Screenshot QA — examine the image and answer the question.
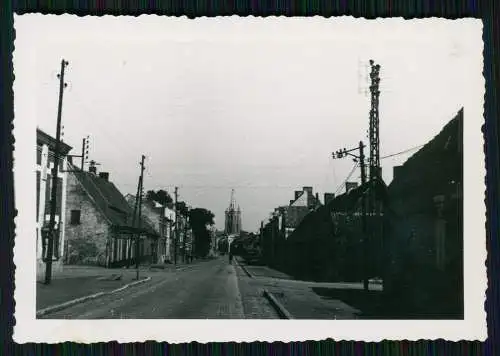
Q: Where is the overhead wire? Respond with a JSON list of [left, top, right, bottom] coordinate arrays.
[[334, 163, 359, 196], [380, 144, 425, 160]]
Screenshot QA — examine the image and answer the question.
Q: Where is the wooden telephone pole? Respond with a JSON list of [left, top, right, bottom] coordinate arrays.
[[44, 59, 69, 285], [358, 141, 369, 292], [333, 141, 369, 291], [135, 155, 146, 280], [127, 172, 142, 268]]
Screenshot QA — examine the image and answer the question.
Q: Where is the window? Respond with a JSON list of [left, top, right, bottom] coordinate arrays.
[[70, 210, 81, 225]]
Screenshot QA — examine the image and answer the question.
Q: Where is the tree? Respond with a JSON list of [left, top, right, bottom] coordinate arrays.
[[146, 189, 173, 206], [155, 189, 173, 205], [176, 201, 189, 217], [189, 208, 215, 257]]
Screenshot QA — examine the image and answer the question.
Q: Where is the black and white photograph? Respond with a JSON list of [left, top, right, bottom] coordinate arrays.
[[13, 15, 486, 342]]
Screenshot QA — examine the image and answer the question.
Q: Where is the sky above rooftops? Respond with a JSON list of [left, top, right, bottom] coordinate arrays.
[[15, 15, 483, 231]]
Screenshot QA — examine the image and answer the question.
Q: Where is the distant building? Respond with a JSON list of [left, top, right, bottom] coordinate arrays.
[[283, 186, 323, 238], [125, 195, 170, 264], [64, 163, 159, 267], [224, 189, 241, 235], [163, 204, 176, 262], [261, 186, 324, 268], [36, 128, 73, 279], [282, 179, 388, 282]]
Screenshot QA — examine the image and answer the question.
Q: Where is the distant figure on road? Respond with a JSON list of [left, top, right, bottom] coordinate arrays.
[[228, 252, 233, 264]]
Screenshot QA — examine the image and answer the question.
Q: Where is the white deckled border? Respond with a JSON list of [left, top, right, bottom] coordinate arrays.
[[12, 15, 487, 343]]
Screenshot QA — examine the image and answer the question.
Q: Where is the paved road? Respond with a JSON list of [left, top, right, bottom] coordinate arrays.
[[41, 257, 279, 319]]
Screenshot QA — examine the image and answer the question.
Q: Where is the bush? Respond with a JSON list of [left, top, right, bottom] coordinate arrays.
[[67, 239, 101, 265]]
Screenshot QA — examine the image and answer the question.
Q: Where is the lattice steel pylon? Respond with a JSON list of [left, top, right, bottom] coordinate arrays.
[[368, 60, 381, 182], [367, 60, 383, 284]]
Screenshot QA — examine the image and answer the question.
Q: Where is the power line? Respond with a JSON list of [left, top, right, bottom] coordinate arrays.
[[380, 144, 425, 160], [335, 163, 359, 196]]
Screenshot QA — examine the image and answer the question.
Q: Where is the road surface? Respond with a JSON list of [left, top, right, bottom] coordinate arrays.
[[41, 257, 279, 319]]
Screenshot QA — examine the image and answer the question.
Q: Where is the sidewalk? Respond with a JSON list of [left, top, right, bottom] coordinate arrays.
[[235, 257, 382, 290], [37, 260, 204, 311], [235, 257, 381, 319]]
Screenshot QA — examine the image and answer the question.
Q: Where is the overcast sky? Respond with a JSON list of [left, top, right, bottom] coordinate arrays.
[[14, 15, 483, 231]]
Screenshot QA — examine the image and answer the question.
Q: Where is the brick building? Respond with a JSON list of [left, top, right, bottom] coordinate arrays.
[[64, 163, 158, 267], [261, 186, 324, 268], [36, 128, 72, 278], [384, 108, 464, 318], [281, 180, 388, 282]]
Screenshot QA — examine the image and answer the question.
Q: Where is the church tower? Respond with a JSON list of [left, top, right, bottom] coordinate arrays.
[[225, 189, 242, 235]]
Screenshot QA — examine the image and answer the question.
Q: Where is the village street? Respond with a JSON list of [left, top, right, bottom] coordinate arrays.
[[39, 257, 280, 319]]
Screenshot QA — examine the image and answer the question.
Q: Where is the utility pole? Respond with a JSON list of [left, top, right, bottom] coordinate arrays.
[[128, 174, 142, 268], [368, 59, 382, 285], [174, 186, 178, 265], [135, 155, 146, 280], [44, 59, 69, 285], [333, 140, 369, 291], [65, 137, 86, 171], [359, 141, 369, 292], [368, 60, 381, 183]]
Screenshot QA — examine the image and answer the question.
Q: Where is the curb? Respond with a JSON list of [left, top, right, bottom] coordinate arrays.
[[36, 276, 152, 317], [262, 289, 294, 320], [234, 258, 253, 278]]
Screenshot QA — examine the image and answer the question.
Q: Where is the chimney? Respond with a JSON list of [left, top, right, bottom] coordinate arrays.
[[315, 192, 319, 203], [303, 186, 313, 195], [99, 172, 109, 181], [345, 182, 358, 193], [294, 190, 302, 200], [393, 166, 404, 181], [324, 193, 335, 205]]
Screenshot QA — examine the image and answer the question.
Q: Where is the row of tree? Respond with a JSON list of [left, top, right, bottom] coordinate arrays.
[[145, 189, 215, 257]]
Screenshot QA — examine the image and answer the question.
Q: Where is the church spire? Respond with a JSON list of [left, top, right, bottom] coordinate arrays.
[[229, 188, 236, 210], [225, 189, 242, 235]]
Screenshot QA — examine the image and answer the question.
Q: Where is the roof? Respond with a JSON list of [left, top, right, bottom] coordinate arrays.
[[125, 195, 167, 231], [284, 205, 311, 229], [290, 189, 321, 208], [327, 178, 389, 212], [70, 166, 159, 237], [37, 128, 72, 155], [287, 178, 388, 243], [388, 108, 463, 201]]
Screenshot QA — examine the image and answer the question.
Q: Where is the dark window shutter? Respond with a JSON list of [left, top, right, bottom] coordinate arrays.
[[36, 171, 40, 221], [56, 177, 63, 215], [44, 174, 51, 218], [54, 225, 60, 259], [36, 147, 42, 165]]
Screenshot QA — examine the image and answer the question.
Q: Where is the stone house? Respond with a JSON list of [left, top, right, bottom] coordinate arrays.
[[36, 128, 72, 279], [64, 163, 159, 268]]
